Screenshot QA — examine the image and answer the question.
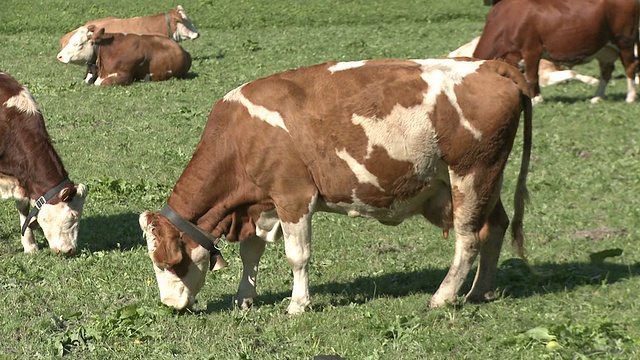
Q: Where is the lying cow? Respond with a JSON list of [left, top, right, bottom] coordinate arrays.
[[139, 58, 533, 313], [0, 71, 88, 254], [474, 0, 639, 104], [59, 5, 199, 49], [56, 26, 192, 86], [449, 36, 599, 88]]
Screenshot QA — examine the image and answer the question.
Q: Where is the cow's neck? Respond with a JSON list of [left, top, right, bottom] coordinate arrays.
[[0, 112, 69, 200]]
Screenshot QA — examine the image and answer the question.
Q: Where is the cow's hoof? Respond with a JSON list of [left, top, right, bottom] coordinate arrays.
[[590, 96, 603, 104], [286, 304, 306, 315], [531, 95, 544, 105], [22, 244, 38, 253], [464, 290, 497, 304], [232, 296, 254, 310]]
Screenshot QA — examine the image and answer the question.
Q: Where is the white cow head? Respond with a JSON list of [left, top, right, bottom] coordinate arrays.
[[172, 5, 200, 41], [56, 26, 105, 65], [37, 183, 88, 254], [139, 211, 212, 310]]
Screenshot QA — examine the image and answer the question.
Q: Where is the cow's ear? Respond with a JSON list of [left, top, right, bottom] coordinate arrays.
[[58, 186, 77, 203], [153, 232, 183, 269]]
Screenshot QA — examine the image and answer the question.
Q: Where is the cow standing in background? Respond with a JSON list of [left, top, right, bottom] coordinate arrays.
[[474, 0, 639, 104], [139, 58, 532, 313], [0, 72, 88, 254], [59, 5, 199, 49], [56, 26, 192, 86], [449, 36, 600, 88]]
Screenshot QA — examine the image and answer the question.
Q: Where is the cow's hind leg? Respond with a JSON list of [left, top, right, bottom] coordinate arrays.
[[464, 198, 509, 303], [233, 234, 267, 310], [430, 171, 484, 307]]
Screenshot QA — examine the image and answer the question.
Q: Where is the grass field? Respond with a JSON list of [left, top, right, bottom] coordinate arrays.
[[1, 0, 639, 358]]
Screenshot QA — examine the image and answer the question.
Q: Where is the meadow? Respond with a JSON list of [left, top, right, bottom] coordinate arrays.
[[1, 0, 639, 358]]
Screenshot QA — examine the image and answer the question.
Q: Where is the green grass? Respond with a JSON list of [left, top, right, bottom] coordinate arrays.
[[1, 0, 640, 358]]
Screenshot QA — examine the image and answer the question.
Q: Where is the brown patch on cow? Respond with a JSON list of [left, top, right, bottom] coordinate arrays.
[[0, 72, 72, 200], [149, 214, 192, 277]]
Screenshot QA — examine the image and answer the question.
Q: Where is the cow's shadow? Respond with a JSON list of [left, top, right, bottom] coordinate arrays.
[[203, 257, 640, 313], [77, 212, 146, 252]]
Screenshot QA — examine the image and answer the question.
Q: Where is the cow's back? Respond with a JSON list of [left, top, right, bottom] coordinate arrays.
[[474, 0, 638, 62], [215, 59, 529, 223], [98, 34, 191, 82]]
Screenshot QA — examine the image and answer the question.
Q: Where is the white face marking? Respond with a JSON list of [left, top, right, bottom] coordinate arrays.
[[224, 85, 289, 132], [417, 59, 484, 140], [174, 22, 200, 41], [37, 184, 88, 254], [328, 60, 367, 73], [335, 148, 384, 190], [139, 212, 210, 310], [56, 27, 96, 65], [4, 89, 39, 115]]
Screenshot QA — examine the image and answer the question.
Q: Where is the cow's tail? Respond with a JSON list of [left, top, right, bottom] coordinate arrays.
[[511, 92, 532, 260], [484, 59, 532, 259]]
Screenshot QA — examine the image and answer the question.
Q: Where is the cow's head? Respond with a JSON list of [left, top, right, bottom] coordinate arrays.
[[37, 183, 88, 254], [56, 26, 106, 65], [171, 5, 200, 41], [139, 211, 223, 310]]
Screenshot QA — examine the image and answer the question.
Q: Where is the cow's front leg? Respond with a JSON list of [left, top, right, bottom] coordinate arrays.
[[281, 213, 312, 314], [16, 199, 38, 253], [464, 199, 509, 303], [95, 72, 133, 86], [233, 235, 266, 310]]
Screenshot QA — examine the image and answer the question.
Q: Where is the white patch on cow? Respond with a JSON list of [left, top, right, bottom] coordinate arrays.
[[0, 175, 27, 201], [335, 149, 384, 191], [255, 210, 282, 242], [448, 170, 478, 230], [351, 102, 440, 178], [223, 85, 289, 132], [94, 73, 119, 86], [4, 89, 39, 115], [328, 60, 367, 73], [139, 212, 210, 310], [416, 59, 483, 140]]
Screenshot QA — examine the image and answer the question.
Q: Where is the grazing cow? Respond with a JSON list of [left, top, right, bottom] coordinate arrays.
[[139, 58, 533, 313], [59, 5, 199, 49], [449, 36, 600, 88], [474, 0, 639, 104], [0, 72, 88, 254], [56, 26, 192, 86]]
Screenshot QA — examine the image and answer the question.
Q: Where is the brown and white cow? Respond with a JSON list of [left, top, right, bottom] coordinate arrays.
[[0, 72, 88, 254], [474, 0, 639, 104], [59, 5, 199, 49], [56, 26, 192, 86], [139, 58, 533, 313], [449, 36, 600, 89]]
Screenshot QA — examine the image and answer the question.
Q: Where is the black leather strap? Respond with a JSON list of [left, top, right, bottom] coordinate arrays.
[[160, 205, 221, 255], [21, 179, 72, 235]]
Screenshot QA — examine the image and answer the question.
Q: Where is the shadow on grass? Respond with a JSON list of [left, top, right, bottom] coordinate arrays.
[[203, 257, 640, 313], [543, 92, 628, 104], [77, 212, 145, 252]]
